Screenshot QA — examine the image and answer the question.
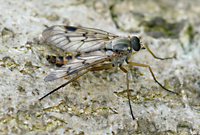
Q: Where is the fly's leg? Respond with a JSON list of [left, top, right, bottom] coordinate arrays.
[[144, 45, 176, 60], [119, 66, 135, 120], [128, 62, 178, 94], [39, 70, 90, 101], [39, 65, 113, 101]]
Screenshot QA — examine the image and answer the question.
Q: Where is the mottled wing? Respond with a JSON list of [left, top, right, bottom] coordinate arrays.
[[44, 51, 115, 81], [42, 25, 118, 52]]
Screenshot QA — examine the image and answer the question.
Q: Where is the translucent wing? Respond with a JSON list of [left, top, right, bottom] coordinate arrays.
[[44, 50, 115, 81], [42, 25, 118, 52]]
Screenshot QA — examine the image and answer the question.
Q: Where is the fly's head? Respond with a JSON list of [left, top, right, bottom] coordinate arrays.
[[130, 36, 141, 52]]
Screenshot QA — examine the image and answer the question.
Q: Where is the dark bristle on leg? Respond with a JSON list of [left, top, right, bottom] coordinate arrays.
[[44, 24, 49, 28]]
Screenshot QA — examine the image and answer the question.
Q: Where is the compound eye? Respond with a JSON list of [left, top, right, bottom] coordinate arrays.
[[130, 36, 141, 51]]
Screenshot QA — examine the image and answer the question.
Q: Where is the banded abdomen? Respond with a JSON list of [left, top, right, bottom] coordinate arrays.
[[46, 54, 80, 67]]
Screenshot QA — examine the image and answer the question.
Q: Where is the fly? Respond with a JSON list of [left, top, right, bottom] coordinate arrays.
[[39, 25, 178, 121]]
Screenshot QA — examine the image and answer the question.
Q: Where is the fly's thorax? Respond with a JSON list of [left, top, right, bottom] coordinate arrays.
[[106, 37, 132, 52], [105, 37, 132, 67]]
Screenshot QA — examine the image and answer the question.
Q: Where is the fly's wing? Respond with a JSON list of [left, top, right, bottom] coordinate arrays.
[[42, 25, 118, 52], [44, 51, 115, 81]]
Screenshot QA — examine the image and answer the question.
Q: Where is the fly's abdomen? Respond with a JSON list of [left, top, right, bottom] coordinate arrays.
[[46, 55, 80, 67]]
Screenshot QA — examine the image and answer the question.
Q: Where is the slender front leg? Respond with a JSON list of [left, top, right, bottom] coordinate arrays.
[[144, 45, 176, 60], [127, 62, 178, 94], [119, 66, 135, 120]]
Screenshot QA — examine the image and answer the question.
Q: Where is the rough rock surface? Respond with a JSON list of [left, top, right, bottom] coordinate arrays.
[[0, 0, 200, 134]]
